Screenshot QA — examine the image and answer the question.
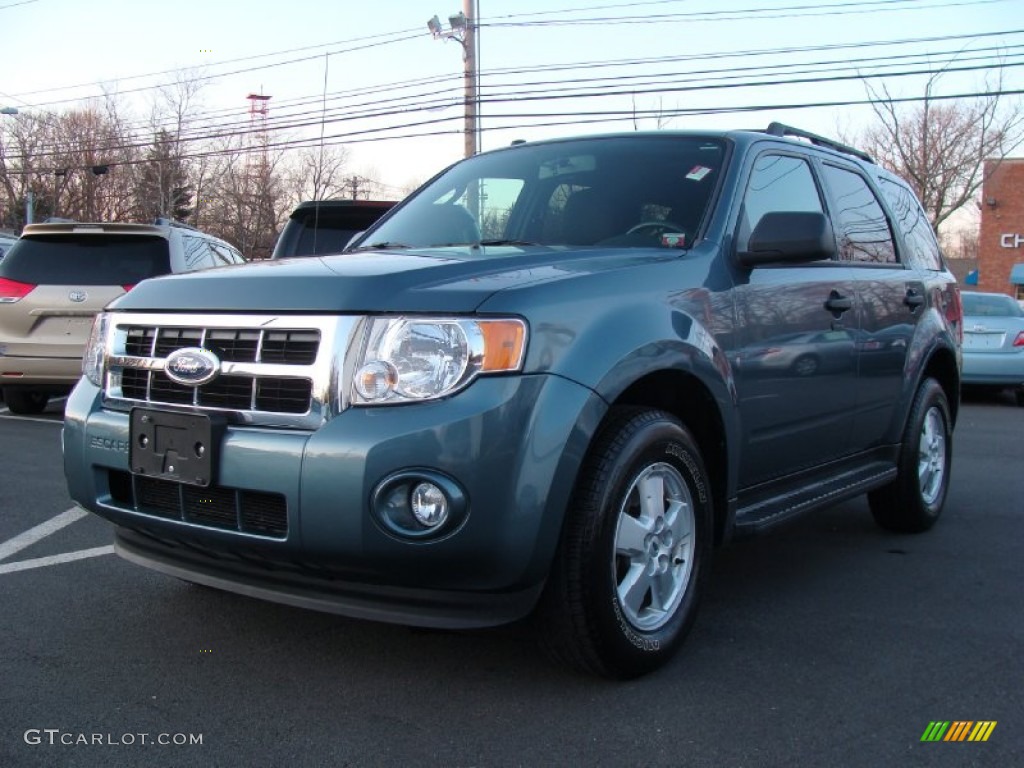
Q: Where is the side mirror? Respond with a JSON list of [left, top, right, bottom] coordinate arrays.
[[737, 211, 835, 267]]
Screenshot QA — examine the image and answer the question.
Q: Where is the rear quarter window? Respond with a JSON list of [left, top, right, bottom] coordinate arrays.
[[877, 176, 943, 271], [0, 235, 171, 285]]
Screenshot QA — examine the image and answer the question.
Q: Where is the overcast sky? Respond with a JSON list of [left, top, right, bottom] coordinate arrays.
[[2, 0, 1021, 190]]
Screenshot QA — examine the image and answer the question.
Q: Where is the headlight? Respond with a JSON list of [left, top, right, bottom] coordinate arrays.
[[352, 316, 526, 405], [82, 312, 110, 387]]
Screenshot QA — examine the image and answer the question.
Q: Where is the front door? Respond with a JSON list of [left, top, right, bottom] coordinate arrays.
[[732, 152, 860, 487]]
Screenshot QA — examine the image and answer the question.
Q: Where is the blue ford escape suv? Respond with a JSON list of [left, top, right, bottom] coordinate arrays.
[[63, 124, 962, 678]]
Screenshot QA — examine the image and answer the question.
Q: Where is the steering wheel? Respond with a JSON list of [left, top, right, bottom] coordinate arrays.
[[626, 220, 687, 236]]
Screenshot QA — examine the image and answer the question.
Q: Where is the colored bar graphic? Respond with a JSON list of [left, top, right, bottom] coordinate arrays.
[[945, 721, 972, 741], [968, 722, 997, 742], [921, 721, 996, 742], [921, 722, 950, 742]]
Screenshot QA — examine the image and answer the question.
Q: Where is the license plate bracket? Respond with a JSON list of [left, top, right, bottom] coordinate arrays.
[[129, 408, 224, 487]]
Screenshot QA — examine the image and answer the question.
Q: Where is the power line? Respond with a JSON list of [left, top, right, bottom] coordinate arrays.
[[11, 26, 1021, 148], [4, 54, 1018, 170]]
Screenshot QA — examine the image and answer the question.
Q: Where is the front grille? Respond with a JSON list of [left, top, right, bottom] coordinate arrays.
[[103, 313, 362, 430], [110, 470, 288, 538]]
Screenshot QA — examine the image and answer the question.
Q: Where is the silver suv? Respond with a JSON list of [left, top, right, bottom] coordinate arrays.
[[0, 219, 244, 414]]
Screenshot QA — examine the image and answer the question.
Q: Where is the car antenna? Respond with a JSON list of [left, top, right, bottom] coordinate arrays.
[[312, 53, 330, 256]]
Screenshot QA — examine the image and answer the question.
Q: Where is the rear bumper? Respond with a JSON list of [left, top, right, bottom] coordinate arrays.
[[961, 352, 1024, 386], [0, 353, 81, 388]]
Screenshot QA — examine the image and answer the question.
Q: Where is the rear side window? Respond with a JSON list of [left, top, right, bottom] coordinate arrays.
[[820, 164, 897, 264], [877, 177, 943, 270], [0, 235, 170, 285]]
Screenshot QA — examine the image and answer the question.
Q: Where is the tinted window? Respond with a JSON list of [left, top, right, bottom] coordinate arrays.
[[359, 136, 726, 251], [0, 235, 170, 284], [738, 154, 823, 250], [821, 165, 896, 264], [295, 224, 360, 256], [210, 242, 245, 265], [877, 177, 942, 270], [182, 234, 215, 270]]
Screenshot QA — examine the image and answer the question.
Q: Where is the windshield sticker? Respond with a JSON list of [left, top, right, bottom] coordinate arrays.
[[661, 233, 686, 248], [686, 166, 712, 182]]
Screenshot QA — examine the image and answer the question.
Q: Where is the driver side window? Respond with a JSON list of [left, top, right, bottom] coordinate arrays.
[[738, 154, 824, 251]]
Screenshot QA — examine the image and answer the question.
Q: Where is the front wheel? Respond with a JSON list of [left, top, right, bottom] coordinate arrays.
[[868, 378, 952, 532], [537, 408, 712, 678]]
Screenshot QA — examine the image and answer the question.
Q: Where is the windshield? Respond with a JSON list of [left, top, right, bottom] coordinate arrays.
[[962, 293, 1024, 317], [357, 135, 726, 252]]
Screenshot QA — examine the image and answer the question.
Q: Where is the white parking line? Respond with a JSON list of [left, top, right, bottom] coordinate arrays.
[[0, 545, 114, 575], [0, 506, 88, 562]]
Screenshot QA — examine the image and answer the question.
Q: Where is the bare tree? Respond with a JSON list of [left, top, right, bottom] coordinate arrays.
[[859, 69, 1024, 231], [286, 144, 350, 204]]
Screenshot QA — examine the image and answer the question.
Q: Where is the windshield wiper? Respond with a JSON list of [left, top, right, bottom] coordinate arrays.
[[349, 241, 411, 251], [476, 239, 544, 247]]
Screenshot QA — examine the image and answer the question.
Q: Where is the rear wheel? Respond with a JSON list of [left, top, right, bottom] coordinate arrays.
[[2, 387, 49, 415], [537, 407, 712, 678], [868, 378, 951, 532]]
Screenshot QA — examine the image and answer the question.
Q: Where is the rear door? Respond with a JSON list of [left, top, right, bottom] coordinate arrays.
[[816, 163, 921, 450]]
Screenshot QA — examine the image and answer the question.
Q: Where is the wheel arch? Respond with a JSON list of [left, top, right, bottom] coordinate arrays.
[[605, 369, 734, 546], [919, 344, 960, 427]]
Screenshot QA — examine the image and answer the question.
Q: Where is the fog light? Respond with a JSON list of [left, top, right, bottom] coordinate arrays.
[[411, 482, 448, 528], [372, 471, 467, 540]]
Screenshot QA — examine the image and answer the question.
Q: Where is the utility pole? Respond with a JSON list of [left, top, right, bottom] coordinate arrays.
[[428, 0, 480, 158]]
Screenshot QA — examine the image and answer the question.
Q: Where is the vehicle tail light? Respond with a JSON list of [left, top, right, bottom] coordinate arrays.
[[0, 277, 36, 303], [949, 290, 964, 345], [1013, 331, 1024, 348], [122, 284, 135, 292]]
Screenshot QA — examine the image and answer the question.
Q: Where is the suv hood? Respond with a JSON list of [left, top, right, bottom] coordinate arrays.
[[111, 246, 676, 313]]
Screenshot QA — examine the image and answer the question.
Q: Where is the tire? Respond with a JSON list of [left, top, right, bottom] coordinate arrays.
[[1015, 388, 1024, 408], [2, 387, 49, 415], [868, 378, 951, 533], [537, 407, 713, 679]]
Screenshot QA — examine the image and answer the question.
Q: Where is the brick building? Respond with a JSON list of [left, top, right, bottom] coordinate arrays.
[[978, 157, 1024, 299]]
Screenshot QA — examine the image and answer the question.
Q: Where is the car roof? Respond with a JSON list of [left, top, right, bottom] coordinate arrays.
[[491, 123, 875, 166], [289, 200, 397, 218]]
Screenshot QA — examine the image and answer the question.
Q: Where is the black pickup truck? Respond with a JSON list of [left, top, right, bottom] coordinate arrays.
[[271, 199, 397, 258]]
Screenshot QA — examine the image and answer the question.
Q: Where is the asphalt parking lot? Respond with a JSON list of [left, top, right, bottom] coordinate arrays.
[[0, 393, 1021, 767]]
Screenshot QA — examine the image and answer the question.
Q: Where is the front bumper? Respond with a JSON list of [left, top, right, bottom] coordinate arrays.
[[64, 373, 604, 627]]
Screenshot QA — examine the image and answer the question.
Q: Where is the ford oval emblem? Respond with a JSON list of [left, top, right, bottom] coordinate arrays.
[[164, 347, 220, 387], [68, 290, 88, 303]]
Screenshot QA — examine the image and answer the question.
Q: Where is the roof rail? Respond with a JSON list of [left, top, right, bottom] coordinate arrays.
[[153, 217, 201, 232], [764, 122, 874, 164]]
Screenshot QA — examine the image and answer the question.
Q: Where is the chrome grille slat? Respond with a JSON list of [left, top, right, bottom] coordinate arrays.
[[102, 313, 363, 430]]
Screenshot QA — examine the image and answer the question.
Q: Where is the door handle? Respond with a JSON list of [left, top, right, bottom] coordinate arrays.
[[904, 289, 925, 311], [825, 291, 853, 314]]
